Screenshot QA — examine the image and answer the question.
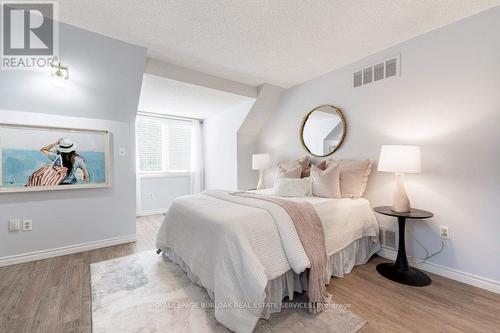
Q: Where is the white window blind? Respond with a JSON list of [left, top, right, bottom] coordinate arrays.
[[136, 115, 194, 173], [136, 117, 163, 172], [166, 121, 192, 172]]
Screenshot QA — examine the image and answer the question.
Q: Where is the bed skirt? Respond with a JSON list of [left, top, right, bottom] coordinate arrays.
[[163, 236, 380, 319]]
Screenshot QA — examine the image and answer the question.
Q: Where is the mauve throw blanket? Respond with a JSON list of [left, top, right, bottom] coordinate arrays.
[[235, 192, 332, 310]]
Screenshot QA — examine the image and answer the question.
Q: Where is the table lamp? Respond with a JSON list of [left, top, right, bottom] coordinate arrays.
[[377, 145, 421, 213], [252, 153, 270, 190]]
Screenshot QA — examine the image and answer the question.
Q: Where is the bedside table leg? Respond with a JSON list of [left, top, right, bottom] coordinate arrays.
[[376, 215, 432, 286], [374, 206, 432, 286], [394, 217, 409, 271]]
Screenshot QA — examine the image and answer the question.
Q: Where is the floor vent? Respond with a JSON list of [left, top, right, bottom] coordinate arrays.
[[353, 55, 400, 88], [380, 228, 396, 249]]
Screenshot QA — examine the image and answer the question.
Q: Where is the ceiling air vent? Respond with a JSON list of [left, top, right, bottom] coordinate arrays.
[[353, 54, 400, 88]]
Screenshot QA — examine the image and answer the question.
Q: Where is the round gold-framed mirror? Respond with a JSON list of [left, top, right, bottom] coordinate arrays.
[[300, 105, 347, 157]]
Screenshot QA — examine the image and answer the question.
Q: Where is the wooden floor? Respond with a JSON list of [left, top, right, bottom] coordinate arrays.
[[1, 215, 499, 333]]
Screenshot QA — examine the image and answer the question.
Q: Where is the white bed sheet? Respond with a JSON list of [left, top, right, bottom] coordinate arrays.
[[251, 189, 379, 256]]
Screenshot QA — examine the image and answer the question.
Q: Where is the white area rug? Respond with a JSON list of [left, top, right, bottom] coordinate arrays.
[[91, 251, 367, 332]]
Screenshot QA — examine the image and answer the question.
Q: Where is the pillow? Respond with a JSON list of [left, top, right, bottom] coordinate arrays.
[[276, 165, 302, 179], [274, 177, 312, 197], [327, 159, 372, 198], [278, 156, 310, 172], [310, 164, 341, 198], [301, 160, 327, 178]]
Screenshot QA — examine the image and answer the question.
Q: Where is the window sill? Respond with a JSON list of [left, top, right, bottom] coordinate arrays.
[[138, 172, 191, 178]]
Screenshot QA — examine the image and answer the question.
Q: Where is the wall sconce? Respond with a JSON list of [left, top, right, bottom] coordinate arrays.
[[51, 61, 69, 87]]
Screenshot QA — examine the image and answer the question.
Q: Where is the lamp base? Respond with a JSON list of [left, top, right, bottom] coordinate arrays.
[[392, 173, 411, 213], [256, 170, 265, 190]]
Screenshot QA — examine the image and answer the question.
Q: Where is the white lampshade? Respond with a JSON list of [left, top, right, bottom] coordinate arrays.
[[377, 145, 421, 174], [252, 153, 270, 170]]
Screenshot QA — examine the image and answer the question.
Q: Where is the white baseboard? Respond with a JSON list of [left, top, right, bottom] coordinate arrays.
[[378, 247, 500, 294], [0, 234, 137, 267], [136, 208, 168, 217]]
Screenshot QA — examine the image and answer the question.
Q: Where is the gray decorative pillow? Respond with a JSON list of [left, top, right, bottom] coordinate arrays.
[[310, 164, 341, 198], [327, 159, 373, 198], [274, 177, 312, 197]]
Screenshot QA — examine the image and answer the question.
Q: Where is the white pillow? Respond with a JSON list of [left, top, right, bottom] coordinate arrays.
[[310, 164, 341, 198], [274, 177, 312, 197]]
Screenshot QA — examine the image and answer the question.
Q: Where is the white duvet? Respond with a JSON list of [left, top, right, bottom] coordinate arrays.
[[156, 190, 379, 333]]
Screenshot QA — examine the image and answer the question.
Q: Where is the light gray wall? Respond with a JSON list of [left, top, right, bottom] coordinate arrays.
[[0, 111, 137, 257], [0, 23, 145, 122], [137, 175, 191, 214], [236, 133, 260, 191], [0, 22, 146, 258], [237, 84, 285, 190], [257, 7, 500, 282], [238, 84, 285, 136], [204, 100, 255, 190]]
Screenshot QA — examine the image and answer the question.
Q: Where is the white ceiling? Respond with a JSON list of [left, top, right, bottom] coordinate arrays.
[[58, 0, 500, 87], [139, 74, 255, 119]]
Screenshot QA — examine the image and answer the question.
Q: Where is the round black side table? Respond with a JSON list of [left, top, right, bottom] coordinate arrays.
[[374, 206, 433, 287]]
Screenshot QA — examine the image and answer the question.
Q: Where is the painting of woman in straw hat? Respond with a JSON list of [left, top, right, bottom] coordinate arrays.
[[0, 123, 109, 192], [40, 138, 89, 185]]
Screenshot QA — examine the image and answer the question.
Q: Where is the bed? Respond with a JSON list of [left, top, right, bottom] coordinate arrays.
[[156, 188, 380, 332]]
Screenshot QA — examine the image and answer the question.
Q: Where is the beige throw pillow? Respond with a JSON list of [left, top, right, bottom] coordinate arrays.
[[278, 156, 310, 171], [327, 159, 373, 198], [302, 160, 327, 178], [276, 165, 302, 179], [275, 156, 310, 186], [310, 164, 341, 198]]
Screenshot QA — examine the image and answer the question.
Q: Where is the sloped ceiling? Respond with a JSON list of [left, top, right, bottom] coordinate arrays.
[[139, 74, 255, 120]]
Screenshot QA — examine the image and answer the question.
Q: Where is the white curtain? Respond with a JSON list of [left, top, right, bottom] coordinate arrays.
[[190, 120, 204, 193]]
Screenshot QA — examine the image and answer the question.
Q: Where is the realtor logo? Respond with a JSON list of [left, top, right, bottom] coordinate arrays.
[[1, 1, 58, 69]]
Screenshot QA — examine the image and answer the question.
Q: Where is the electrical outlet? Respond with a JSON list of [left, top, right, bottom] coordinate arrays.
[[9, 218, 21, 232], [22, 219, 33, 231], [149, 192, 154, 199], [440, 226, 450, 240]]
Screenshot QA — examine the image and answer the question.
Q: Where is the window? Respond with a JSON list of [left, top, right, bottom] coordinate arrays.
[[136, 115, 194, 173]]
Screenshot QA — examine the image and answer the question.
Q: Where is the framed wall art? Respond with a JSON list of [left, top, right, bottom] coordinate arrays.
[[0, 123, 110, 193]]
